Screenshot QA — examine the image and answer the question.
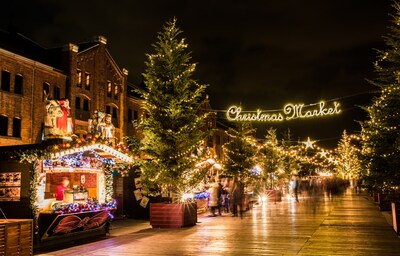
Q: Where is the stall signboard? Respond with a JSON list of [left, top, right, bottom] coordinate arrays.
[[39, 210, 110, 241], [0, 172, 21, 201]]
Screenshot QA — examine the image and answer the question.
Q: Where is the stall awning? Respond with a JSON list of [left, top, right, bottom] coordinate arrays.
[[49, 143, 134, 163]]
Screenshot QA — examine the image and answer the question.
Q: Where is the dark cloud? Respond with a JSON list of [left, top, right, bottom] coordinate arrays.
[[0, 0, 393, 146]]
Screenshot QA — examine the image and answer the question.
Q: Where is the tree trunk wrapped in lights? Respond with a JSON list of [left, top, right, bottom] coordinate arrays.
[[361, 2, 400, 192], [136, 19, 210, 202]]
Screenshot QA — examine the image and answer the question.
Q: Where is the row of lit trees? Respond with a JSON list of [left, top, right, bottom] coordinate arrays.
[[221, 123, 363, 189]]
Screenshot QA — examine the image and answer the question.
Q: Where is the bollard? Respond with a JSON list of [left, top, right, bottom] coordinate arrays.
[[391, 201, 400, 235]]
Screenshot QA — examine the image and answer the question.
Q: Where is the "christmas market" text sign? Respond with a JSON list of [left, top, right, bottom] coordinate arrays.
[[226, 101, 341, 122]]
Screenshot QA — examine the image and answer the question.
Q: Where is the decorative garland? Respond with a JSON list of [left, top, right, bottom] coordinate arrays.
[[15, 150, 48, 238], [50, 133, 130, 154], [30, 162, 39, 236], [104, 165, 114, 202]]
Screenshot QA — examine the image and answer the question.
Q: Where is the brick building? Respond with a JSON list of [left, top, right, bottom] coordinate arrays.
[[0, 31, 143, 146], [0, 30, 225, 160]]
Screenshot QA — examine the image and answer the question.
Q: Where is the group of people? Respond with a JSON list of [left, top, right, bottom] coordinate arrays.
[[207, 177, 244, 218]]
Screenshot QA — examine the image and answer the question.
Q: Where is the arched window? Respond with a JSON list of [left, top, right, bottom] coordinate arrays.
[[14, 74, 23, 95]]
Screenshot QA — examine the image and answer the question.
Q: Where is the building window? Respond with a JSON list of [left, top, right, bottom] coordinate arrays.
[[107, 81, 112, 97], [106, 106, 118, 127], [0, 115, 7, 136], [112, 107, 118, 128], [77, 70, 82, 87], [83, 98, 89, 111], [1, 70, 11, 92], [14, 74, 23, 94], [134, 110, 138, 121], [43, 82, 50, 101], [128, 109, 132, 122], [12, 118, 21, 137], [85, 73, 90, 90], [75, 97, 81, 109], [112, 108, 117, 119], [114, 84, 118, 100], [75, 97, 90, 121], [53, 86, 60, 100]]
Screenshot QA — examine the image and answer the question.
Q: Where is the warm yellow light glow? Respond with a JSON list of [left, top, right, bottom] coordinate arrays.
[[213, 163, 222, 170], [182, 193, 194, 201]]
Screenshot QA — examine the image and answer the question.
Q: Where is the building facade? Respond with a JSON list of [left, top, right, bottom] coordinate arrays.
[[0, 31, 227, 162], [0, 31, 142, 146]]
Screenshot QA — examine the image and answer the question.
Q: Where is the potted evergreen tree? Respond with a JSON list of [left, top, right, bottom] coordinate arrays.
[[136, 19, 210, 228]]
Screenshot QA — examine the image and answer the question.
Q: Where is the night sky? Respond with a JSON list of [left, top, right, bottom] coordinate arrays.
[[1, 0, 393, 147]]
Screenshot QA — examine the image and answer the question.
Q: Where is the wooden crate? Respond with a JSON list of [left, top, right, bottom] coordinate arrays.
[[0, 219, 33, 256]]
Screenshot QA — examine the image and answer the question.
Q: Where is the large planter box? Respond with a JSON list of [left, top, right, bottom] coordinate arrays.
[[0, 219, 33, 256], [150, 202, 197, 228], [265, 190, 282, 202]]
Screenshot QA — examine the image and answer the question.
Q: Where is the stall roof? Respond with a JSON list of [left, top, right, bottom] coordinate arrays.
[[49, 143, 134, 163], [0, 141, 133, 164]]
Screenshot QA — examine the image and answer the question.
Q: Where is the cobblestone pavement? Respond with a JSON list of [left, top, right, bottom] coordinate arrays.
[[36, 190, 400, 255]]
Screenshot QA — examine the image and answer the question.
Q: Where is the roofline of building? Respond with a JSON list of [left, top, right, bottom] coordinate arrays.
[[0, 47, 66, 75]]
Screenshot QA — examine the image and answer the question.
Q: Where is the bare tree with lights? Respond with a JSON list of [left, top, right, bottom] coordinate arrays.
[[361, 2, 400, 192], [281, 129, 301, 177], [335, 130, 362, 181], [136, 19, 210, 201]]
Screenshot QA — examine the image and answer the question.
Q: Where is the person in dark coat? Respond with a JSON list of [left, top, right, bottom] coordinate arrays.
[[231, 178, 244, 217]]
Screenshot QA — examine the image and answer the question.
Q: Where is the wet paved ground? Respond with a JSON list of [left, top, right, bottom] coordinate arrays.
[[36, 190, 400, 255]]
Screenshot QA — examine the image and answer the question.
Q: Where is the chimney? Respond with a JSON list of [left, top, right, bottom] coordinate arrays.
[[92, 35, 107, 45]]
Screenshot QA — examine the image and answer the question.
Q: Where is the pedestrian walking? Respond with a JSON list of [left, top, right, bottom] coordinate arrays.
[[231, 178, 244, 218], [220, 185, 229, 213], [292, 175, 299, 202], [207, 177, 220, 217]]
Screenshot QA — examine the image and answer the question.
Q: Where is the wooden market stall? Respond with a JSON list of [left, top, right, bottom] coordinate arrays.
[[0, 141, 133, 249]]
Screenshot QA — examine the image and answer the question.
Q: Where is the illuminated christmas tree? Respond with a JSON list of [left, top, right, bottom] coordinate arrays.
[[259, 128, 283, 188], [335, 130, 362, 180], [137, 19, 209, 199], [361, 3, 400, 192], [223, 123, 257, 182]]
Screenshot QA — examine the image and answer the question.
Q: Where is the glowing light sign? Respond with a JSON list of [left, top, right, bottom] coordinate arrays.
[[226, 101, 341, 122]]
